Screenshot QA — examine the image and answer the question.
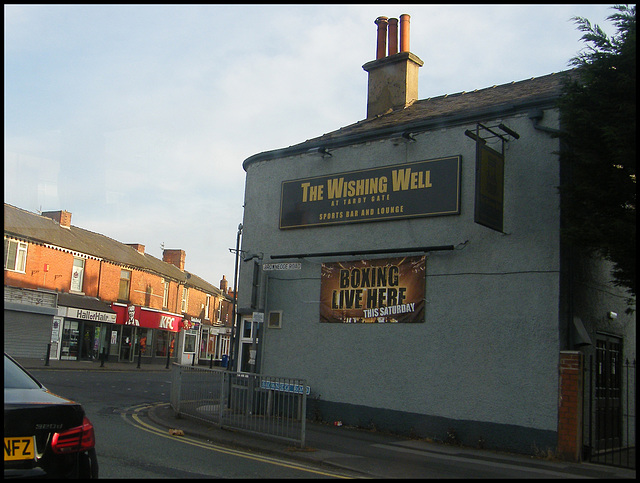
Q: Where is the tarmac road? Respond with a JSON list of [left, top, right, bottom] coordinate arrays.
[[19, 357, 637, 479]]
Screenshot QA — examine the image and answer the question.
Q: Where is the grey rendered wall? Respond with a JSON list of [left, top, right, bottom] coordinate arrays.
[[239, 110, 562, 451]]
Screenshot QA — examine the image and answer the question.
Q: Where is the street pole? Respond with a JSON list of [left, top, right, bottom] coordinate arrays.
[[228, 223, 242, 372]]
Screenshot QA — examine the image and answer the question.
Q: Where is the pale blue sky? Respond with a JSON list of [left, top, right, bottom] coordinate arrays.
[[4, 4, 618, 286]]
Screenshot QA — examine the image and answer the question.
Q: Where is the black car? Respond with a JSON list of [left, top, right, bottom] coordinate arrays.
[[4, 353, 98, 478]]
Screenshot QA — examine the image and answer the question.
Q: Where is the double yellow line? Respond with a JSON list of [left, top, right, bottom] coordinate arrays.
[[122, 403, 358, 479]]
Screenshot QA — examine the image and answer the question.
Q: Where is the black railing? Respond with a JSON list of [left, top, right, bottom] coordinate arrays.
[[583, 356, 636, 469]]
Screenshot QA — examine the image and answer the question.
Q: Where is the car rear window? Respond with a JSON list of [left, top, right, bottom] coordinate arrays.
[[4, 354, 42, 389]]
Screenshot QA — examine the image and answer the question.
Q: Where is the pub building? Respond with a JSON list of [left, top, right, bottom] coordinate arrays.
[[235, 14, 635, 458]]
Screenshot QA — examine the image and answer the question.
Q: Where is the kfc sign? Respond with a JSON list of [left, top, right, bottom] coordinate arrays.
[[112, 304, 182, 332]]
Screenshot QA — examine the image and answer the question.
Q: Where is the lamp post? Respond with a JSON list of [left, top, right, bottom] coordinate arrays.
[[228, 223, 243, 372]]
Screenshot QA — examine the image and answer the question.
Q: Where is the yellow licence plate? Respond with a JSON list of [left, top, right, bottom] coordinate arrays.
[[4, 437, 36, 461]]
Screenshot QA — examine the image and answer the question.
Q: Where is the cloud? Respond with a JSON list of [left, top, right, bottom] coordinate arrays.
[[4, 4, 620, 285]]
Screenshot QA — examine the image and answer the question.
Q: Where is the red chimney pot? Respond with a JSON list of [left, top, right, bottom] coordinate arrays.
[[374, 16, 388, 59], [400, 14, 410, 52], [388, 18, 398, 55]]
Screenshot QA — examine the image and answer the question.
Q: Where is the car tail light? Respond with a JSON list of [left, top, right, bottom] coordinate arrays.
[[51, 416, 95, 454]]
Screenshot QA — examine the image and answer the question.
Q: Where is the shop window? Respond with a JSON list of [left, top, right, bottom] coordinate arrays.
[[219, 335, 230, 359], [200, 328, 209, 359], [4, 238, 27, 273], [138, 329, 152, 356], [155, 331, 169, 357], [60, 321, 79, 360], [184, 331, 197, 353], [70, 258, 85, 292], [118, 269, 131, 301]]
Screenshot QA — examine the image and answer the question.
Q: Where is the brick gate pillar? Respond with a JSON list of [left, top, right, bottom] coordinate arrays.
[[557, 351, 583, 461]]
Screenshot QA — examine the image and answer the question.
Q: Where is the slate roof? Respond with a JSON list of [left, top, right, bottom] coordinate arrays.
[[4, 203, 222, 296], [243, 69, 575, 169]]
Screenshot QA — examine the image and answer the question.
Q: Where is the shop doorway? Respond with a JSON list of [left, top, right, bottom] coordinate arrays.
[[79, 323, 102, 360], [120, 326, 138, 362]]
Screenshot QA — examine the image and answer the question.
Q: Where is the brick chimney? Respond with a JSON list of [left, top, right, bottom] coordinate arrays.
[[362, 14, 423, 118], [42, 210, 72, 229], [127, 243, 145, 254], [220, 275, 228, 294], [163, 249, 186, 271]]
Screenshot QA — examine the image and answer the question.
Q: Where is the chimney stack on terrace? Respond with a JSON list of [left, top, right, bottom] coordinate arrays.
[[363, 14, 423, 119], [163, 249, 186, 271], [42, 210, 72, 229], [127, 243, 145, 254]]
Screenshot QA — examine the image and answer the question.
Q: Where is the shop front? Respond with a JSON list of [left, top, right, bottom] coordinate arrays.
[[199, 323, 232, 366], [111, 303, 184, 364], [55, 293, 117, 361]]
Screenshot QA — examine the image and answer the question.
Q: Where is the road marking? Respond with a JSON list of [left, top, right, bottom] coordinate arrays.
[[122, 403, 359, 479]]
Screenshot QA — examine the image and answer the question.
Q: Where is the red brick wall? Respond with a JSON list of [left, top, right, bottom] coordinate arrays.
[[5, 240, 221, 321], [557, 351, 583, 461]]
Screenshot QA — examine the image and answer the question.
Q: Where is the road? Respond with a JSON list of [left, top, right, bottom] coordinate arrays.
[[29, 369, 355, 479]]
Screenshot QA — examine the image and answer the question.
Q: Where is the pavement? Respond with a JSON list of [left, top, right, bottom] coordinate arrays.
[[16, 357, 637, 479]]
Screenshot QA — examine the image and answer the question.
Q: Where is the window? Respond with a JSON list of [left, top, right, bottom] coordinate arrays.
[[70, 258, 85, 292], [268, 311, 282, 329], [118, 269, 131, 301], [205, 295, 210, 320], [4, 238, 28, 273], [184, 331, 197, 353], [163, 280, 169, 309], [181, 286, 188, 312]]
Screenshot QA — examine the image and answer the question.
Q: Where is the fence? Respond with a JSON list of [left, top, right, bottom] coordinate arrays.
[[582, 356, 636, 469], [170, 363, 307, 447]]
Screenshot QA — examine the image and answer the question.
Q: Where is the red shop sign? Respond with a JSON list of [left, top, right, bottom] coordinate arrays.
[[112, 304, 183, 332]]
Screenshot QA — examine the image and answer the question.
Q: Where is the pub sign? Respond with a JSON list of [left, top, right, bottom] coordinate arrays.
[[280, 156, 461, 229]]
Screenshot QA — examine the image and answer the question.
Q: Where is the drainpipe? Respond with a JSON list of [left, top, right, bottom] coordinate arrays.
[[529, 108, 562, 135]]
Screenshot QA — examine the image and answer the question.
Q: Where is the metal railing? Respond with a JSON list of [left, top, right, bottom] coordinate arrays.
[[170, 363, 307, 447], [583, 357, 636, 469]]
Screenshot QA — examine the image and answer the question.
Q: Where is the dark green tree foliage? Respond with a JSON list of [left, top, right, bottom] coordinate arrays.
[[558, 5, 636, 298]]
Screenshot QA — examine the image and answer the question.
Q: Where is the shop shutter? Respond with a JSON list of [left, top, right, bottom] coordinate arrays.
[[3, 310, 52, 359]]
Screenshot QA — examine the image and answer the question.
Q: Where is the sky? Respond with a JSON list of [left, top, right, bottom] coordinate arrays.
[[4, 4, 620, 288]]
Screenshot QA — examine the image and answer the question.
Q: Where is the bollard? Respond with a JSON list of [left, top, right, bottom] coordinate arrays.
[[100, 348, 106, 367], [191, 353, 195, 366], [45, 343, 51, 366], [210, 352, 213, 369], [137, 341, 142, 369]]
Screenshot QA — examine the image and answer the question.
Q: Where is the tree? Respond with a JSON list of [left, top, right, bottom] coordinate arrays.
[[558, 4, 636, 300]]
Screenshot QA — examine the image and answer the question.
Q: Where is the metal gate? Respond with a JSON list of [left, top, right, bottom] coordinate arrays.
[[583, 336, 636, 469]]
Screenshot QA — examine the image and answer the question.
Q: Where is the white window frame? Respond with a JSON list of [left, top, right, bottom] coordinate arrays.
[[163, 280, 169, 309], [70, 257, 85, 293], [181, 286, 188, 312], [205, 295, 210, 320], [4, 238, 28, 273]]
